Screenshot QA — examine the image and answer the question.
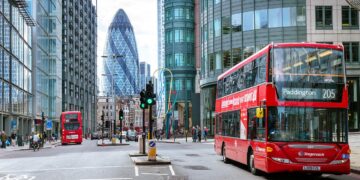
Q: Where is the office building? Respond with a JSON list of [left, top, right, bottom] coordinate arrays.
[[62, 0, 97, 135], [0, 0, 35, 135], [99, 9, 140, 97]]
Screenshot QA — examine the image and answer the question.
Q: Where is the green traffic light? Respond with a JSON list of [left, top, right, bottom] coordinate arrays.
[[146, 98, 153, 105], [140, 103, 145, 109]]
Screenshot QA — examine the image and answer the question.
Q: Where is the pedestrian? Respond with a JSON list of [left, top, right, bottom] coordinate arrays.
[[191, 126, 196, 142], [0, 131, 7, 148], [197, 126, 202, 142], [11, 132, 16, 146], [203, 127, 208, 142]]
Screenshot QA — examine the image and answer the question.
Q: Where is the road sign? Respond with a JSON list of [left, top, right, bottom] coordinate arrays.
[[149, 141, 156, 147], [148, 139, 156, 161], [46, 120, 53, 130]]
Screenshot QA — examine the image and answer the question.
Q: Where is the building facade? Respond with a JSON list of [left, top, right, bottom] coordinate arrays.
[[32, 0, 62, 135], [199, 0, 360, 134], [99, 9, 140, 97], [0, 0, 34, 136], [163, 0, 197, 134], [62, 0, 97, 135], [139, 62, 151, 91], [157, 0, 166, 130], [199, 0, 307, 135]]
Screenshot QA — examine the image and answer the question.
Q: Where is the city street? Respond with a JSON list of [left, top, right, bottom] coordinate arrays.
[[0, 139, 360, 180]]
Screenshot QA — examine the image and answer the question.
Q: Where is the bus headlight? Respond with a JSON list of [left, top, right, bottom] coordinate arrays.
[[330, 159, 348, 165], [272, 157, 291, 164]]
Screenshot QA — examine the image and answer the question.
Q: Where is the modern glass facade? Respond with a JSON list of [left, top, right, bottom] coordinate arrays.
[[33, 0, 62, 135], [199, 0, 307, 135], [0, 0, 34, 135], [62, 0, 97, 135], [99, 9, 139, 96], [139, 62, 151, 91], [164, 0, 196, 132]]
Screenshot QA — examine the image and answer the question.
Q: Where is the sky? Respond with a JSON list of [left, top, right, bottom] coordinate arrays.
[[96, 0, 158, 75]]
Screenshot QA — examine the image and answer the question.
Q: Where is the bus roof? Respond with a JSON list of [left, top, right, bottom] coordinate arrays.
[[218, 42, 343, 80], [61, 111, 81, 115]]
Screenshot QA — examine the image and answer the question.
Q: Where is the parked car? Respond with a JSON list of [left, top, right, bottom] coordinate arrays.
[[126, 130, 138, 142], [91, 132, 99, 140]]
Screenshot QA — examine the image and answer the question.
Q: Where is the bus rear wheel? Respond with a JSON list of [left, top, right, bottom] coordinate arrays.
[[248, 151, 259, 175], [222, 144, 229, 164]]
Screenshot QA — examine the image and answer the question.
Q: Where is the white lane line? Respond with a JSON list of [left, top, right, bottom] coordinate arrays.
[[169, 165, 175, 176], [141, 173, 168, 176], [80, 178, 132, 180], [0, 165, 133, 173], [134, 166, 139, 176]]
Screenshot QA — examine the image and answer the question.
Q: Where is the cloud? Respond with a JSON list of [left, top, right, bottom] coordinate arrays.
[[97, 0, 158, 75]]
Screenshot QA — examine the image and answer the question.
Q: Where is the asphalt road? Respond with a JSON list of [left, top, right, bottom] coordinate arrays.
[[0, 139, 359, 180]]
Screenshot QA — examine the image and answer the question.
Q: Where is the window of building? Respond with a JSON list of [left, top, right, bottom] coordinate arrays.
[[243, 11, 254, 31], [255, 9, 268, 29], [215, 52, 222, 70], [297, 6, 306, 26], [223, 50, 231, 68], [186, 79, 192, 90], [342, 6, 359, 29], [269, 8, 282, 28], [316, 6, 333, 29], [231, 13, 242, 32], [175, 53, 185, 66], [344, 42, 359, 62], [214, 19, 221, 37], [232, 48, 242, 65], [283, 7, 297, 27], [209, 20, 213, 39], [222, 16, 230, 34], [209, 53, 215, 72], [175, 29, 184, 42]]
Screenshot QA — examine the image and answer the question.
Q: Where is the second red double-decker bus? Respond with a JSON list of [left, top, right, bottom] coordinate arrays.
[[215, 43, 350, 175], [60, 111, 83, 145]]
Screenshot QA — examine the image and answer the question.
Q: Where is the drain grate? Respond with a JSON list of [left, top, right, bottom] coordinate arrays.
[[183, 165, 210, 170]]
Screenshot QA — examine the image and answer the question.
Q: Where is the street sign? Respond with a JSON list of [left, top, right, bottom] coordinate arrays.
[[46, 120, 53, 130], [149, 141, 156, 147], [10, 120, 17, 130]]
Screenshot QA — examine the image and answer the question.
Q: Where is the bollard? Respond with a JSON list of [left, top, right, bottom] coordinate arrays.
[[148, 139, 156, 161]]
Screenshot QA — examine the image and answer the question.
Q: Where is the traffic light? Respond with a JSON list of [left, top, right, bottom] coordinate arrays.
[[145, 82, 156, 105], [140, 89, 148, 109], [119, 109, 124, 120]]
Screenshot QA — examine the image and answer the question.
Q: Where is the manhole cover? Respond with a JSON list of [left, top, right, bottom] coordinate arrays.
[[183, 165, 210, 170], [185, 154, 199, 157]]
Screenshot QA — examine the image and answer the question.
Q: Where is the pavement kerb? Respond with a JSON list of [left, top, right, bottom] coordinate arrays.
[[156, 140, 181, 144], [96, 143, 130, 146], [351, 167, 360, 174]]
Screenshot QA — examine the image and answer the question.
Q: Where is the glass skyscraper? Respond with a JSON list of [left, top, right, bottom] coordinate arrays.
[[32, 0, 62, 134], [99, 9, 139, 97], [62, 0, 97, 135], [0, 0, 34, 135]]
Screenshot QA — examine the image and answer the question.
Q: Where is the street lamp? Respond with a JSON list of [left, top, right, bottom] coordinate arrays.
[[101, 54, 124, 141]]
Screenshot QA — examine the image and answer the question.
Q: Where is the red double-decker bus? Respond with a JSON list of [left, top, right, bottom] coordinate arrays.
[[215, 43, 350, 175], [60, 111, 83, 145]]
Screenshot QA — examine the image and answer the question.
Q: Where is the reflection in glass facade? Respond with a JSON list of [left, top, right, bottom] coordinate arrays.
[[99, 9, 139, 96], [200, 0, 306, 135], [33, 0, 62, 134], [62, 0, 97, 134], [0, 0, 34, 135]]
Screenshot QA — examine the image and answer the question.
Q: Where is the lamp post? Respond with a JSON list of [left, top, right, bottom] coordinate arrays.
[[101, 54, 124, 141]]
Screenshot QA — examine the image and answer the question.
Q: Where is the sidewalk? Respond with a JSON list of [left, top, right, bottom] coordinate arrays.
[[349, 133, 360, 173], [0, 140, 61, 152]]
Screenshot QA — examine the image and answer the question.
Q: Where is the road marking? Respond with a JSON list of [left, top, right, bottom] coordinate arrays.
[[0, 174, 36, 180], [169, 165, 175, 176], [0, 166, 133, 173], [134, 166, 139, 176], [80, 178, 132, 180], [141, 173, 168, 176]]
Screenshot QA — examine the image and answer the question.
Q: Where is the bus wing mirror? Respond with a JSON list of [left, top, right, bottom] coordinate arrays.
[[256, 108, 264, 118]]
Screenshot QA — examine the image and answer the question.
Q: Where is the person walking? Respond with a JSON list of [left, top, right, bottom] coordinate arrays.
[[203, 127, 208, 142], [11, 132, 16, 147], [0, 131, 7, 148], [197, 126, 202, 142]]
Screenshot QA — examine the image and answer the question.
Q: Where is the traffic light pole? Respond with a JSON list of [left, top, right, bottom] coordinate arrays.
[[142, 108, 145, 154], [149, 105, 153, 139]]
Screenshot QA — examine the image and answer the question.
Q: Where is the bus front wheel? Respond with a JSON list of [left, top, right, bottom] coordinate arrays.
[[222, 144, 229, 164], [249, 151, 259, 175]]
